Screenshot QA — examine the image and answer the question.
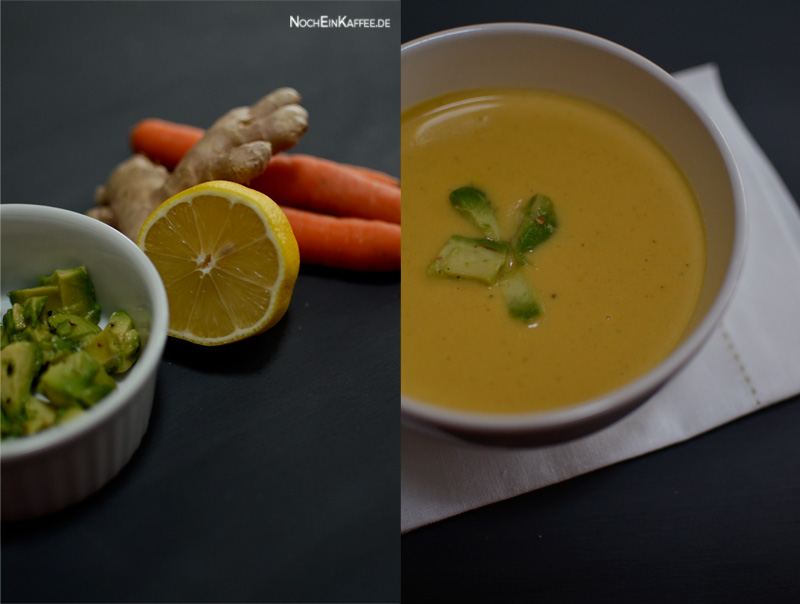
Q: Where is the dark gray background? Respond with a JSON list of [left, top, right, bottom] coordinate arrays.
[[1, 2, 399, 603], [401, 1, 800, 603]]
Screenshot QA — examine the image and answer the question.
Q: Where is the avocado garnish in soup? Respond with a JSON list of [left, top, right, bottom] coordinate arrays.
[[401, 88, 706, 414], [427, 186, 559, 323]]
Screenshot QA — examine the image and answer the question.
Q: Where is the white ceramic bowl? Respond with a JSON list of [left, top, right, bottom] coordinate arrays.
[[401, 23, 746, 447], [1, 204, 169, 520]]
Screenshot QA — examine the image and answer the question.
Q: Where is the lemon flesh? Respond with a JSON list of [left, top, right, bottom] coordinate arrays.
[[138, 181, 300, 346]]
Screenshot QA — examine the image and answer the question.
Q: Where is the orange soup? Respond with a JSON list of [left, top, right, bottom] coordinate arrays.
[[401, 88, 706, 413]]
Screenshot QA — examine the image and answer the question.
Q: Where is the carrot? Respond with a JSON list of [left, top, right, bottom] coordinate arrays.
[[280, 206, 400, 272], [338, 162, 399, 187], [130, 118, 203, 170], [130, 118, 401, 222], [251, 154, 401, 224]]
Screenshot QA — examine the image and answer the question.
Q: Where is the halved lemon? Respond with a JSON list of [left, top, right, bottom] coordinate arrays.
[[137, 180, 300, 346]]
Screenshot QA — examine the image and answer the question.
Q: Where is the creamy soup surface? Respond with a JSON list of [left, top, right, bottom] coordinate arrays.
[[401, 88, 706, 414]]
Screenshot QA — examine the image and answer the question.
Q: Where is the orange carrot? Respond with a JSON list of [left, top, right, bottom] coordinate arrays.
[[251, 154, 401, 224], [130, 118, 401, 222], [338, 162, 399, 187], [130, 118, 203, 169], [280, 206, 400, 272]]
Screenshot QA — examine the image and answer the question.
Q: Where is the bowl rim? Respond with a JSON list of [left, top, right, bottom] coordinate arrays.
[[400, 22, 747, 438], [0, 203, 170, 460]]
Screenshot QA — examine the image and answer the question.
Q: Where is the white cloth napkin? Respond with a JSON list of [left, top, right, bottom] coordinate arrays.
[[401, 64, 800, 534]]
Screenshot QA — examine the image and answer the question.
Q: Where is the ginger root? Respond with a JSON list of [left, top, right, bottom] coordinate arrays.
[[88, 88, 309, 240]]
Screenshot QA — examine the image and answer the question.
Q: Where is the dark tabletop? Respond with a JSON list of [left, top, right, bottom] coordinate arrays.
[[401, 1, 800, 603], [1, 2, 399, 603]]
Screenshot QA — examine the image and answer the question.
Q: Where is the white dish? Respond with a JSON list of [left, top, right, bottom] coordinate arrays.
[[401, 23, 746, 447], [1, 204, 169, 520]]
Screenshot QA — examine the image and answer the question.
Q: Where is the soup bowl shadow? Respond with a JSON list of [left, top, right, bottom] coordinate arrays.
[[400, 23, 746, 447]]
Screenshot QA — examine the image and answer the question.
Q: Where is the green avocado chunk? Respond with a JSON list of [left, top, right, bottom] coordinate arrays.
[[21, 295, 49, 328], [500, 269, 542, 322], [512, 193, 558, 257], [106, 311, 140, 372], [428, 235, 509, 285], [11, 266, 102, 323], [2, 296, 50, 343], [1, 341, 42, 419], [84, 311, 140, 373], [48, 312, 102, 341], [449, 186, 502, 241], [37, 350, 116, 409], [22, 397, 57, 436], [8, 285, 62, 317]]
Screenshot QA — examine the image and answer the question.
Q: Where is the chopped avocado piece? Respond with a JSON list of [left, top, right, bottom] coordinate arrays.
[[116, 330, 141, 373], [22, 296, 49, 327], [3, 296, 50, 335], [1, 410, 22, 439], [106, 311, 135, 337], [9, 284, 62, 316], [38, 267, 102, 323], [48, 312, 102, 341], [428, 235, 509, 285], [1, 341, 42, 418], [106, 311, 140, 372], [2, 303, 57, 350], [449, 187, 502, 240], [84, 311, 140, 373], [10, 303, 27, 332], [37, 336, 80, 366], [83, 330, 121, 372], [512, 194, 558, 256], [499, 269, 542, 322], [37, 350, 116, 409], [56, 405, 85, 425], [22, 397, 57, 435], [2, 307, 17, 343]]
